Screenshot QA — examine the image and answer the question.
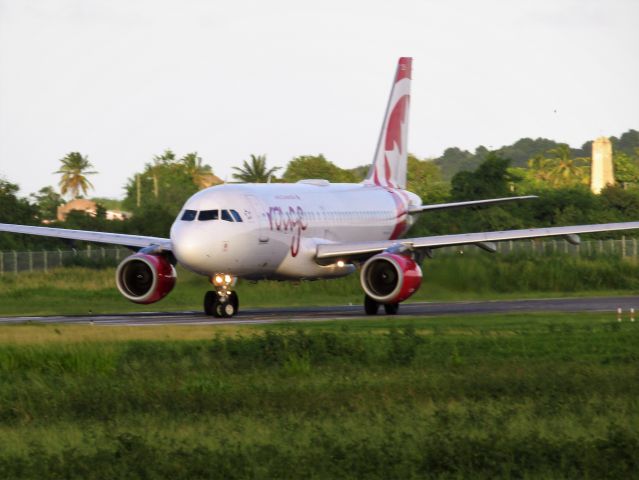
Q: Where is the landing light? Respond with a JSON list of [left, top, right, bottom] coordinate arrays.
[[337, 260, 345, 268], [212, 274, 234, 286]]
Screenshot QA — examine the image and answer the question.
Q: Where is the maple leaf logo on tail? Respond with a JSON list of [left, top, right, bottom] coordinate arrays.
[[365, 57, 412, 190]]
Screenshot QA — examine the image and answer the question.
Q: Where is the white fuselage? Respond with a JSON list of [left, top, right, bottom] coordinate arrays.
[[170, 181, 421, 280]]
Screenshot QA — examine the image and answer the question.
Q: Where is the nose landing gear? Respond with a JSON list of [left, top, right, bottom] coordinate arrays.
[[204, 274, 239, 318]]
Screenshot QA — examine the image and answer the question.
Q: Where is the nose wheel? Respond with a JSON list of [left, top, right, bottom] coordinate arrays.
[[204, 290, 239, 318], [204, 274, 239, 318]]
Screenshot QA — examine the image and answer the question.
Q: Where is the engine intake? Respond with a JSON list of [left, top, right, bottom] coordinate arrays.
[[360, 252, 422, 304], [116, 253, 176, 304]]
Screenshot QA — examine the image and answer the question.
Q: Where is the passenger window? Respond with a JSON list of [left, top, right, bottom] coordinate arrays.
[[181, 210, 197, 221], [198, 210, 219, 221], [230, 209, 243, 222], [221, 209, 233, 222]]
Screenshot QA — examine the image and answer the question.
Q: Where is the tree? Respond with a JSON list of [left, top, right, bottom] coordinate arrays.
[[547, 145, 588, 187], [181, 152, 213, 189], [433, 147, 478, 180], [122, 150, 203, 221], [150, 150, 178, 198], [347, 164, 370, 181], [611, 129, 639, 157], [450, 153, 518, 200], [0, 179, 42, 249], [527, 154, 555, 184], [613, 152, 639, 188], [232, 154, 280, 183], [282, 154, 355, 183], [55, 152, 98, 199], [30, 186, 63, 221], [406, 155, 449, 203]]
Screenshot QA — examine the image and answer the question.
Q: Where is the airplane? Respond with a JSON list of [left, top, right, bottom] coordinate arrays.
[[2, 57, 639, 318]]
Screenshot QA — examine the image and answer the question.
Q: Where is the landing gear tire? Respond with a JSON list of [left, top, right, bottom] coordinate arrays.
[[384, 303, 400, 315], [215, 298, 237, 318], [204, 291, 217, 316], [364, 294, 380, 315], [204, 291, 239, 318], [229, 291, 239, 313]]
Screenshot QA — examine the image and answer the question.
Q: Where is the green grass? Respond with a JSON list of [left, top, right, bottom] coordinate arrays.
[[1, 253, 639, 316], [0, 313, 637, 478]]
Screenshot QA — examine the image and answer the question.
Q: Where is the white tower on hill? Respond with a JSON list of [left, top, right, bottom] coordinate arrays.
[[590, 137, 614, 194]]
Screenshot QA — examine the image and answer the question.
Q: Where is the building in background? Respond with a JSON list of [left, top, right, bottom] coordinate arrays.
[[590, 137, 614, 194], [56, 199, 129, 221]]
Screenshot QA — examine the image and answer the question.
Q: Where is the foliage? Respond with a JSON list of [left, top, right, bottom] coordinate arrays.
[[346, 164, 370, 181], [610, 129, 639, 157], [0, 314, 637, 478], [0, 180, 42, 250], [29, 186, 63, 221], [546, 144, 589, 187], [450, 153, 518, 200], [432, 146, 480, 180], [282, 154, 357, 183], [406, 155, 449, 203], [90, 197, 123, 211], [434, 130, 639, 181], [55, 152, 98, 199], [232, 154, 280, 183], [181, 152, 214, 188], [614, 152, 639, 186], [121, 149, 212, 220]]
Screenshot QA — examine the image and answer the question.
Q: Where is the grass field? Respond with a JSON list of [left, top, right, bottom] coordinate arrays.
[[1, 253, 639, 316], [0, 313, 637, 478]]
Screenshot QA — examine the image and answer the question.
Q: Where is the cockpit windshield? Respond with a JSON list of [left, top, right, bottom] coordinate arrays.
[[181, 209, 243, 222], [181, 210, 197, 221], [230, 209, 243, 222], [198, 210, 219, 221]]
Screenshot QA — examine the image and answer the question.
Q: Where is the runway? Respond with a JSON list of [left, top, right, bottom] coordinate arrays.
[[0, 296, 637, 326]]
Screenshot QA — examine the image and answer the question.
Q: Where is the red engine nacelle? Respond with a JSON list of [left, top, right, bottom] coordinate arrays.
[[115, 253, 177, 304], [360, 252, 422, 304]]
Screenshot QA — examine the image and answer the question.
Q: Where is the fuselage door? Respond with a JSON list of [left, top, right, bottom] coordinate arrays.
[[245, 194, 269, 243]]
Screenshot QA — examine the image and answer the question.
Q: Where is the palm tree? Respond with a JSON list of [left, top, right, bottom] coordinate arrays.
[[55, 152, 98, 199], [232, 154, 280, 183], [527, 154, 555, 184], [181, 152, 213, 188], [149, 149, 177, 198], [548, 145, 587, 187]]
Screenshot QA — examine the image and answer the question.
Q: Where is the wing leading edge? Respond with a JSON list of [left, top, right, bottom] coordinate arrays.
[[0, 223, 171, 251], [316, 221, 639, 263], [408, 195, 538, 214]]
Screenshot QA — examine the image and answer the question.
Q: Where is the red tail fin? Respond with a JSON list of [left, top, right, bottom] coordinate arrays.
[[365, 57, 412, 189]]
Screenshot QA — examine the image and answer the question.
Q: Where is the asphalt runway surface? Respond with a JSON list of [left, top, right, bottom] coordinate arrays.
[[0, 296, 638, 326]]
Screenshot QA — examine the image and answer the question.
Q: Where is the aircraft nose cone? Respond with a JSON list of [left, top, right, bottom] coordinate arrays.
[[171, 226, 209, 270]]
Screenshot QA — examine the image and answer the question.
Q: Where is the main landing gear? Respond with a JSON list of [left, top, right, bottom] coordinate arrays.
[[364, 294, 399, 316], [204, 274, 239, 318]]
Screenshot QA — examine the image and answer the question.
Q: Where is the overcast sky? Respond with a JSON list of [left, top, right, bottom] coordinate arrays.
[[1, 0, 638, 199]]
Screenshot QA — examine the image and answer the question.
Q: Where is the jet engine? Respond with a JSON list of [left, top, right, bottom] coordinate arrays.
[[115, 253, 177, 304], [360, 252, 422, 304]]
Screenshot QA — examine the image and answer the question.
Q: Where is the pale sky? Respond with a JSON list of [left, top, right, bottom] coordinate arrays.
[[1, 0, 638, 199]]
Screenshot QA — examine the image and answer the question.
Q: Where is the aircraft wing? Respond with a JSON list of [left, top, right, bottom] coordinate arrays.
[[315, 221, 639, 263], [408, 195, 538, 214], [0, 223, 172, 251]]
